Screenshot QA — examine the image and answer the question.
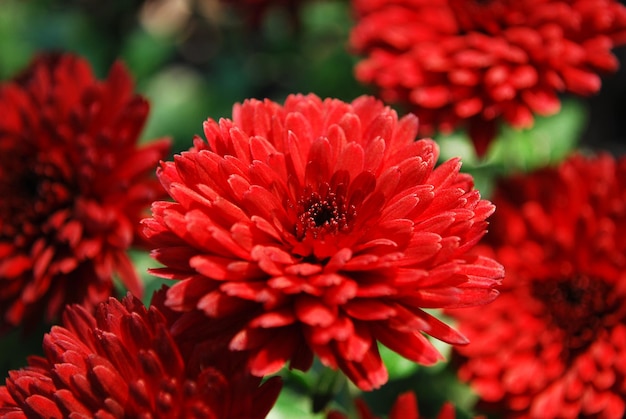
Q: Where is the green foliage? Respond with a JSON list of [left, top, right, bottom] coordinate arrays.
[[487, 99, 587, 173], [437, 99, 587, 198]]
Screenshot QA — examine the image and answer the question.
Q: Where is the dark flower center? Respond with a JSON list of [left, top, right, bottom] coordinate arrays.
[[295, 186, 356, 240], [20, 171, 40, 199], [1, 155, 72, 239], [531, 275, 620, 355]]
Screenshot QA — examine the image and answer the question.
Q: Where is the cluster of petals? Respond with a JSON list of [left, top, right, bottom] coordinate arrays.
[[0, 292, 281, 418], [327, 391, 457, 419], [349, 0, 626, 154], [447, 153, 626, 418], [143, 93, 503, 390], [0, 53, 170, 331]]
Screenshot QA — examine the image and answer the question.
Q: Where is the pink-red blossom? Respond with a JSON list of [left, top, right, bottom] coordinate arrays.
[[143, 93, 503, 390], [0, 53, 170, 331], [350, 0, 626, 154]]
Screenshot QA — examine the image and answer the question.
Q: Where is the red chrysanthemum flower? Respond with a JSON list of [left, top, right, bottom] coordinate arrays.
[[327, 391, 457, 419], [0, 53, 170, 331], [0, 292, 282, 418], [349, 0, 626, 154], [447, 153, 626, 418], [142, 93, 503, 390]]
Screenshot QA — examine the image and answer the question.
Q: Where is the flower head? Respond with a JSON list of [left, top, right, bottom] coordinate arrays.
[[327, 391, 458, 419], [349, 0, 626, 154], [447, 153, 626, 418], [143, 93, 503, 390], [0, 292, 281, 418], [0, 53, 170, 331]]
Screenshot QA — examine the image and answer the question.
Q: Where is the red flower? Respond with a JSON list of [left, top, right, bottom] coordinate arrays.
[[143, 93, 503, 390], [447, 154, 626, 418], [327, 391, 457, 419], [0, 292, 282, 418], [0, 53, 170, 331], [349, 0, 626, 155]]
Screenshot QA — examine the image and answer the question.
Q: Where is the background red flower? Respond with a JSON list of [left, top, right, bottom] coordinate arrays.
[[143, 93, 503, 391], [0, 291, 282, 418], [0, 53, 170, 331], [350, 0, 626, 154], [447, 153, 626, 418]]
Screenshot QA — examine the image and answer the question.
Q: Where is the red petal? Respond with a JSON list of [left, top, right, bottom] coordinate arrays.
[[250, 309, 296, 328], [286, 127, 308, 185], [336, 141, 365, 179], [52, 389, 92, 416], [24, 395, 63, 418], [295, 295, 336, 327], [374, 325, 443, 365], [334, 322, 373, 362], [197, 290, 253, 317], [250, 245, 295, 275], [410, 86, 449, 108], [561, 67, 601, 95], [306, 315, 354, 344], [344, 300, 397, 320], [247, 330, 299, 376], [389, 392, 419, 419], [166, 276, 217, 311], [521, 88, 561, 115], [335, 345, 388, 391]]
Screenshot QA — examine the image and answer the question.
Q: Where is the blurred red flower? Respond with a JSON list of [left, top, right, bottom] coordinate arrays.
[[447, 154, 626, 418], [0, 54, 170, 331], [350, 0, 626, 155], [327, 391, 457, 419], [143, 93, 503, 391], [0, 292, 281, 418]]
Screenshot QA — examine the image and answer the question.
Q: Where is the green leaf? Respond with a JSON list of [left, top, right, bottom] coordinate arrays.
[[267, 385, 328, 419], [311, 367, 346, 413], [436, 99, 587, 199], [436, 131, 480, 167], [486, 98, 587, 173]]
